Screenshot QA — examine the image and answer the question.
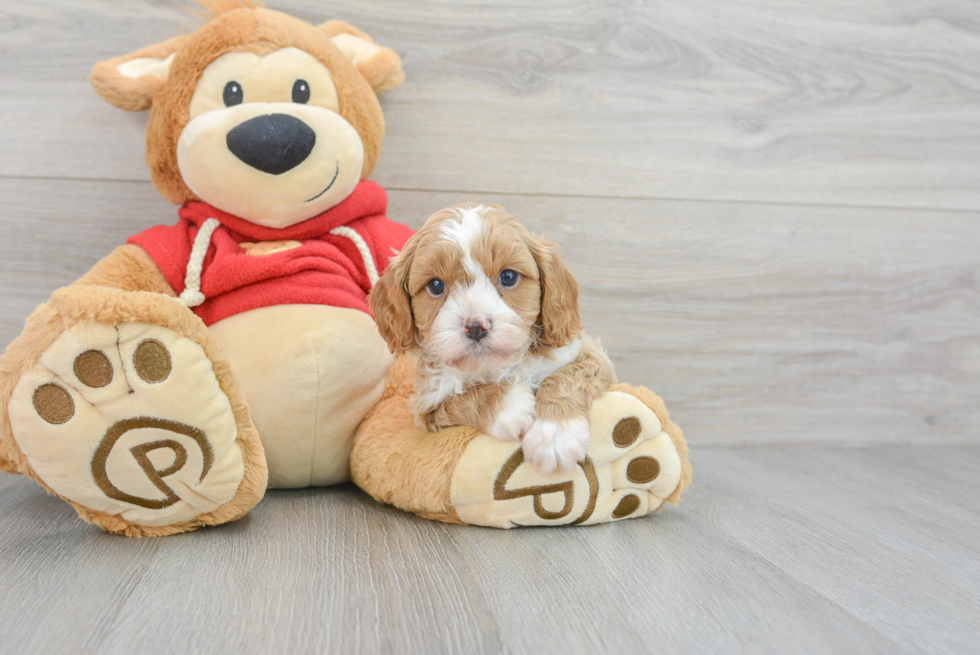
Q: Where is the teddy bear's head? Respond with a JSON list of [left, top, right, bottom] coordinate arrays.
[[90, 2, 403, 228]]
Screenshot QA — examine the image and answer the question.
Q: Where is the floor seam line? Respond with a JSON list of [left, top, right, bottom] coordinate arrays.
[[0, 174, 978, 215]]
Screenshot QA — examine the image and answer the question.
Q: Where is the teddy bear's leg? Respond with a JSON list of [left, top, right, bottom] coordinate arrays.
[[0, 255, 267, 536], [350, 356, 692, 527]]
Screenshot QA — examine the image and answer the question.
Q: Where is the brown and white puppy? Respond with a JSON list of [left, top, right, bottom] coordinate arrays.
[[369, 204, 616, 474]]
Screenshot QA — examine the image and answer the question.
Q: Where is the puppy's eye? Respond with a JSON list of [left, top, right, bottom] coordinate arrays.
[[498, 270, 520, 287], [223, 81, 243, 107], [426, 278, 446, 297], [292, 79, 310, 104]]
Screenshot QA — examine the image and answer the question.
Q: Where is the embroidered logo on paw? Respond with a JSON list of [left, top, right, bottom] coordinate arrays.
[[8, 321, 246, 525], [91, 417, 214, 510], [452, 391, 684, 527], [493, 449, 599, 524], [239, 240, 302, 256], [490, 415, 659, 524]]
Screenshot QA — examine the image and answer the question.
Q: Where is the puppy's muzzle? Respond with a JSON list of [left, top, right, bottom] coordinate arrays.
[[464, 319, 490, 342], [226, 113, 316, 175]]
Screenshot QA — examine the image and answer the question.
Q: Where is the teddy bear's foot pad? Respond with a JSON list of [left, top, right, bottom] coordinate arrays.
[[7, 321, 248, 528], [450, 390, 686, 527]]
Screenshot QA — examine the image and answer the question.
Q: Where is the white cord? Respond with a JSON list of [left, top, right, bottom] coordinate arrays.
[[174, 220, 378, 310], [178, 218, 221, 307], [330, 226, 380, 287]]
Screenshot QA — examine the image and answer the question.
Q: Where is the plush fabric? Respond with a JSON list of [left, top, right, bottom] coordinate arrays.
[[0, 285, 268, 537], [89, 35, 188, 112], [8, 321, 248, 527], [351, 356, 692, 527], [0, 2, 691, 537], [114, 8, 398, 205], [351, 356, 471, 524], [128, 180, 413, 325], [323, 23, 405, 93], [75, 244, 178, 295], [209, 304, 394, 488]]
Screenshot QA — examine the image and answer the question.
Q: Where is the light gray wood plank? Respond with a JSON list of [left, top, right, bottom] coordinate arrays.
[[4, 178, 974, 447], [0, 471, 907, 655], [90, 488, 506, 655], [0, 472, 162, 654], [0, 1, 975, 653], [691, 445, 980, 654], [445, 507, 908, 655], [4, 445, 979, 654], [2, 0, 980, 210]]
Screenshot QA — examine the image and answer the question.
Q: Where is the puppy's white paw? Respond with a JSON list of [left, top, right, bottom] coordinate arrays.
[[488, 384, 537, 442], [522, 417, 591, 475]]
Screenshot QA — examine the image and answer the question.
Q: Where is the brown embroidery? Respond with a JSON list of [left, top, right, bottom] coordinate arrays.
[[91, 417, 213, 510], [612, 416, 642, 447], [239, 240, 302, 256], [612, 494, 640, 518], [493, 449, 600, 524], [131, 439, 189, 490], [626, 456, 660, 484], [73, 350, 113, 388], [32, 384, 74, 424], [570, 457, 599, 526], [494, 449, 574, 520], [133, 339, 172, 383]]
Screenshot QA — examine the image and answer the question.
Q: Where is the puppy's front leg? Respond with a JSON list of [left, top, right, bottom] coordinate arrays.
[[418, 383, 536, 442], [486, 383, 538, 442], [523, 343, 616, 474]]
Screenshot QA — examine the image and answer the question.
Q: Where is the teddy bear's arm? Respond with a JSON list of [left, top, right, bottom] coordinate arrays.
[[74, 244, 176, 296]]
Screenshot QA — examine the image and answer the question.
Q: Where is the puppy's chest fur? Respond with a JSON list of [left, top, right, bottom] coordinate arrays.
[[414, 337, 583, 413]]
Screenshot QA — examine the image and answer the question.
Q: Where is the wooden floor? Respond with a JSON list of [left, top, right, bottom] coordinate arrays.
[[1, 1, 978, 653]]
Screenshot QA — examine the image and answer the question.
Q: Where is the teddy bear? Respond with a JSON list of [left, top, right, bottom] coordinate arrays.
[[0, 2, 691, 536]]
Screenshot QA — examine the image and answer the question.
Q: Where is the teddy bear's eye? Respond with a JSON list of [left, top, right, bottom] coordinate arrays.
[[223, 81, 243, 107], [292, 79, 310, 104]]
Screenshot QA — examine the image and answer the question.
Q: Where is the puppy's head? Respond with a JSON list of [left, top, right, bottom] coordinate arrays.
[[370, 204, 581, 371]]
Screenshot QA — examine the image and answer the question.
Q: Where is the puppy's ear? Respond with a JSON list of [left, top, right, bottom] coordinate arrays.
[[369, 238, 418, 353], [527, 234, 582, 349], [319, 20, 405, 94], [89, 35, 187, 111]]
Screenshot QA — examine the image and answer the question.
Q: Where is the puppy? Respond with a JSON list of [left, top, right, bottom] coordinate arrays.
[[369, 203, 616, 474]]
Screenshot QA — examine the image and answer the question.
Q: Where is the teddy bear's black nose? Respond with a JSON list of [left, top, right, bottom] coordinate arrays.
[[226, 113, 316, 175]]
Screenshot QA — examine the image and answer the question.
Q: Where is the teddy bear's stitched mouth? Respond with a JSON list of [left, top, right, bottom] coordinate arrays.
[[303, 162, 340, 203]]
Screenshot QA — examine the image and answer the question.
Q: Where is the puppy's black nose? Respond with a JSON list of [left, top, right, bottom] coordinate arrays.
[[226, 113, 316, 175], [464, 321, 489, 342]]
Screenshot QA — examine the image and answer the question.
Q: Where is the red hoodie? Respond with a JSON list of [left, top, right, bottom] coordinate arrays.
[[128, 181, 414, 326]]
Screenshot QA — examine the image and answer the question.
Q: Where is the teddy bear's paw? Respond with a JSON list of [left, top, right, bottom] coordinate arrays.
[[449, 389, 686, 527], [6, 321, 254, 529]]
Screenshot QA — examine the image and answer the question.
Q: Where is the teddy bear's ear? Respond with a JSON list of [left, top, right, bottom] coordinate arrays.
[[319, 20, 405, 94], [89, 35, 188, 111]]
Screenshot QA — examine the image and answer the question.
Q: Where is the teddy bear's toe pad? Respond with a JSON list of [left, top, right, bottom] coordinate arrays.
[[7, 322, 245, 527], [450, 390, 684, 527]]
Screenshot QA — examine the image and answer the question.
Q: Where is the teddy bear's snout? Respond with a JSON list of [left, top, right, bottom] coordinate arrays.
[[225, 113, 317, 176]]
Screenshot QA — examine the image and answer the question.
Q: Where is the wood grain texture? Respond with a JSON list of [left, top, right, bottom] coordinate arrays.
[[1, 0, 980, 209], [0, 1, 977, 652], [2, 445, 978, 654], [1, 179, 976, 447], [694, 446, 980, 654]]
